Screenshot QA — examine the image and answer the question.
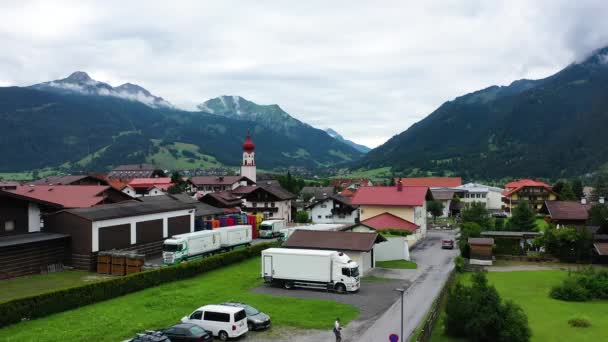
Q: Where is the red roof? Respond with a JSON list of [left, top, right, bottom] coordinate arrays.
[[397, 177, 462, 188], [351, 186, 430, 206], [361, 212, 419, 232], [503, 179, 553, 196], [8, 185, 111, 208], [330, 178, 372, 188], [106, 179, 129, 191], [340, 189, 356, 197], [128, 177, 173, 190]]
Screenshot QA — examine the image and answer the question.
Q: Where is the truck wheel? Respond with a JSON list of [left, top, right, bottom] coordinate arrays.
[[283, 281, 294, 289], [335, 284, 346, 294], [218, 330, 229, 341]]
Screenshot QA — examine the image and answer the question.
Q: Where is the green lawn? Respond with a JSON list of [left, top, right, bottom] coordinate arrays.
[[430, 271, 608, 342], [0, 258, 359, 341], [376, 259, 418, 269], [0, 271, 102, 303]]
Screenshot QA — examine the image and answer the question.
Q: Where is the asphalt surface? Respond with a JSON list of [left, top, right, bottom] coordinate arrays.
[[242, 230, 458, 342]]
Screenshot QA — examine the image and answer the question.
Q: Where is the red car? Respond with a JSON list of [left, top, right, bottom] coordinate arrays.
[[441, 239, 454, 249]]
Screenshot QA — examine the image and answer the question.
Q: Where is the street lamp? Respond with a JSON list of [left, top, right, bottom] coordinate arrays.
[[395, 287, 406, 341]]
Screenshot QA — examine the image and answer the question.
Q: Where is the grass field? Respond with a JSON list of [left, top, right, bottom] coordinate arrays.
[[430, 271, 608, 342], [376, 259, 418, 269], [0, 271, 104, 303], [0, 258, 359, 341]]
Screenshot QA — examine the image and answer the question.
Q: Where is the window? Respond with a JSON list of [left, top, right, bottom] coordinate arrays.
[[321, 204, 327, 208], [271, 202, 275, 208], [190, 311, 203, 320], [325, 215, 332, 219], [339, 215, 346, 219], [189, 326, 205, 336], [4, 220, 15, 232], [204, 311, 230, 322], [252, 202, 257, 208], [264, 202, 268, 208], [317, 215, 322, 218], [234, 309, 247, 322], [269, 213, 274, 217]]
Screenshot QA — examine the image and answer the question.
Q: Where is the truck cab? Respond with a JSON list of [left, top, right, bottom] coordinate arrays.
[[259, 220, 285, 238], [163, 238, 187, 265], [333, 252, 360, 292]]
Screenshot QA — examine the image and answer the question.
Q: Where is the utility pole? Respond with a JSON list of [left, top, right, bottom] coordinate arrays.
[[395, 287, 406, 340]]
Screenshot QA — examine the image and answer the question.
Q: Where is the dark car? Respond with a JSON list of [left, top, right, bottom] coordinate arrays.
[[129, 330, 170, 342], [221, 302, 271, 331], [162, 323, 213, 342], [441, 239, 454, 249]]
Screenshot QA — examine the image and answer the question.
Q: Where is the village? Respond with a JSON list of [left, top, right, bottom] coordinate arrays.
[[1, 132, 607, 342]]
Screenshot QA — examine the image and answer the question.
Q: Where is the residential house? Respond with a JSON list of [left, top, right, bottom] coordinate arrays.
[[44, 200, 196, 270], [233, 185, 295, 221], [189, 176, 254, 197], [282, 229, 383, 275], [351, 182, 433, 241], [502, 179, 557, 213], [28, 174, 108, 186], [107, 164, 165, 181], [455, 182, 504, 213], [331, 178, 373, 191], [139, 194, 228, 230], [0, 181, 19, 191], [306, 194, 358, 224], [541, 200, 592, 227], [125, 177, 174, 197], [300, 186, 334, 202]]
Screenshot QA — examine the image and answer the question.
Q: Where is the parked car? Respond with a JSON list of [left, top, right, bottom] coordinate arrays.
[[162, 323, 213, 342], [220, 302, 271, 331], [181, 304, 248, 341], [441, 239, 454, 249], [128, 330, 170, 342]]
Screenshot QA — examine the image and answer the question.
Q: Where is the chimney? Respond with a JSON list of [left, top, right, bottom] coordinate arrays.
[[397, 178, 403, 192], [581, 198, 587, 205], [600, 197, 605, 204]]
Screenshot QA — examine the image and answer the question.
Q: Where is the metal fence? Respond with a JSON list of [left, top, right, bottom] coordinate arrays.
[[411, 269, 456, 342]]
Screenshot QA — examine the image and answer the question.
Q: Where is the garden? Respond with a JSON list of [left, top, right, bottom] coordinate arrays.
[[0, 257, 359, 341]]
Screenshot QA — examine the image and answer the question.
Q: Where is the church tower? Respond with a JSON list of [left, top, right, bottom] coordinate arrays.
[[240, 132, 256, 183]]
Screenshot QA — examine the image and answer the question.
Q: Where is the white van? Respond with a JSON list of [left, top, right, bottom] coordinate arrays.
[[181, 304, 248, 341], [259, 219, 286, 238]]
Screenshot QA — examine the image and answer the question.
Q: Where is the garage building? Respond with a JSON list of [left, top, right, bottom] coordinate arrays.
[[282, 229, 384, 276], [44, 200, 196, 270]]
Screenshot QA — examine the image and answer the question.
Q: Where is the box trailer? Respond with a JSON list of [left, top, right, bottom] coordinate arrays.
[[219, 225, 252, 249], [261, 248, 360, 293], [163, 230, 221, 265], [259, 219, 286, 238]]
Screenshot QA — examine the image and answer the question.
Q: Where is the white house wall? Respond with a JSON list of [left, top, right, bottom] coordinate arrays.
[[309, 199, 358, 224], [374, 237, 410, 261], [27, 202, 41, 232], [91, 209, 194, 252]]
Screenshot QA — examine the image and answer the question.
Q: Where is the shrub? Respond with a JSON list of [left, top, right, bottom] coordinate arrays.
[[0, 242, 277, 328], [454, 256, 465, 273], [568, 316, 592, 328], [379, 229, 412, 237], [551, 267, 608, 301]]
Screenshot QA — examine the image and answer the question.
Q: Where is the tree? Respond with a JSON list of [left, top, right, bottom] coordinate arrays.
[[542, 225, 593, 262], [509, 201, 537, 231], [560, 182, 577, 201], [461, 202, 491, 228], [458, 222, 483, 257], [572, 179, 584, 200], [445, 272, 531, 342], [552, 181, 565, 196], [587, 203, 608, 234], [427, 200, 445, 223], [168, 171, 188, 194], [591, 172, 608, 201], [295, 211, 310, 223]]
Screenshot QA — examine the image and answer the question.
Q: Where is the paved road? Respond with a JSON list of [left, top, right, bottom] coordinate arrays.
[[354, 230, 458, 342], [244, 230, 457, 342]]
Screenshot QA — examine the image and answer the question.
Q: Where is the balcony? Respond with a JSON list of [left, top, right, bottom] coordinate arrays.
[[244, 206, 278, 213]]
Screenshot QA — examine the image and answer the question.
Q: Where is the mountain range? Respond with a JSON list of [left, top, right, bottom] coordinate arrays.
[[358, 46, 608, 180], [0, 73, 363, 173], [325, 128, 371, 153]]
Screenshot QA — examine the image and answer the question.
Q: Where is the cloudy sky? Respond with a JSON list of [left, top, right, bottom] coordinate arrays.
[[2, 1, 608, 147]]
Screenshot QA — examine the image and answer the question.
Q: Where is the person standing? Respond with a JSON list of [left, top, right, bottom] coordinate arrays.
[[333, 318, 342, 342]]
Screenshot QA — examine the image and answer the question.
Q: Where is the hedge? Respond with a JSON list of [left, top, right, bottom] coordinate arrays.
[[0, 242, 277, 328]]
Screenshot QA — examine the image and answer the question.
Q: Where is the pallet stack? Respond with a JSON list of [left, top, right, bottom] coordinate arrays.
[[96, 251, 112, 274], [126, 253, 145, 274], [111, 252, 126, 276]]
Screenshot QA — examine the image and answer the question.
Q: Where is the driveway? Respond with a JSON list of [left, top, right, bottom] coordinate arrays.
[[243, 230, 458, 341]]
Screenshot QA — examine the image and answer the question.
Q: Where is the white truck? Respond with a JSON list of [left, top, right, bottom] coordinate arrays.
[[259, 219, 286, 238], [219, 225, 252, 250], [261, 248, 360, 294], [163, 230, 221, 265]]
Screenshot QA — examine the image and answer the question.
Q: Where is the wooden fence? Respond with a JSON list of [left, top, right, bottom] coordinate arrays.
[[410, 269, 456, 342]]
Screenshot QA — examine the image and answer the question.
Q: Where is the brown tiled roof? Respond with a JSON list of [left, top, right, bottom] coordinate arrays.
[[431, 190, 456, 201], [301, 187, 334, 200], [544, 201, 591, 221], [257, 184, 296, 200], [189, 176, 252, 186], [468, 238, 494, 246], [283, 229, 378, 252], [398, 177, 462, 187]]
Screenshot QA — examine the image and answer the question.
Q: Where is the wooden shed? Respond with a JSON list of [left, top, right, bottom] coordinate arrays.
[[468, 237, 494, 265]]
